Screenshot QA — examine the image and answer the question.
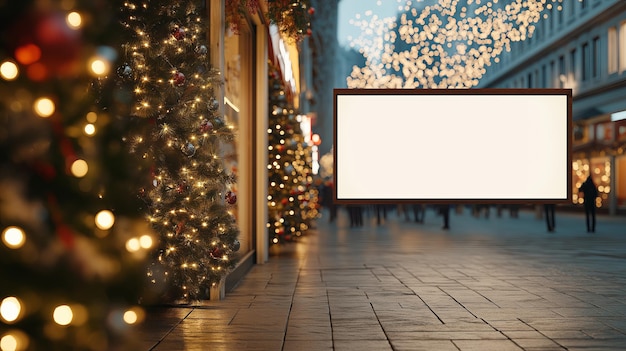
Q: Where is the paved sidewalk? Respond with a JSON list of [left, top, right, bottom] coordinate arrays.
[[136, 207, 626, 351]]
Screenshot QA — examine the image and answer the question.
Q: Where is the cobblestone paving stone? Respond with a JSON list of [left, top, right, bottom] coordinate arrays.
[[136, 207, 626, 350]]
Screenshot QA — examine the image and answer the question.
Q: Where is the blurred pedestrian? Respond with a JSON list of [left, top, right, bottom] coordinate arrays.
[[347, 205, 363, 227], [413, 204, 425, 223], [509, 204, 519, 218], [579, 176, 598, 233], [439, 204, 450, 230], [375, 204, 387, 225], [321, 179, 337, 222], [544, 204, 555, 232]]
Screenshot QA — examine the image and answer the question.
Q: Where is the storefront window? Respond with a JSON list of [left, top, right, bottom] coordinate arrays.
[[224, 23, 253, 255], [572, 157, 610, 207], [617, 155, 626, 207]]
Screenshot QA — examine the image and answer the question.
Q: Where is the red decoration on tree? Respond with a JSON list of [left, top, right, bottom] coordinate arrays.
[[175, 220, 186, 235], [210, 245, 223, 260], [200, 119, 213, 133], [173, 71, 185, 86], [172, 27, 185, 40], [308, 7, 315, 15], [177, 182, 188, 194], [225, 190, 237, 205]]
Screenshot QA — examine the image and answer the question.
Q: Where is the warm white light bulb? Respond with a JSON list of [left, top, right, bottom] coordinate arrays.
[[89, 58, 110, 76], [66, 12, 82, 28], [126, 238, 140, 252], [123, 310, 138, 324], [139, 235, 153, 249], [2, 227, 25, 249], [84, 124, 96, 135], [33, 98, 55, 118], [0, 297, 21, 323], [95, 210, 115, 230], [71, 159, 88, 178], [53, 305, 73, 326], [0, 61, 18, 80], [0, 334, 17, 351]]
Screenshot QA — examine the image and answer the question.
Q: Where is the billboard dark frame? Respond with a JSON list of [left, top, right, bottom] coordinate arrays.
[[333, 88, 573, 205]]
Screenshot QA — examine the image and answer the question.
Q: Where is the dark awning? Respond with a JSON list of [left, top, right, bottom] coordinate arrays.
[[573, 107, 604, 122]]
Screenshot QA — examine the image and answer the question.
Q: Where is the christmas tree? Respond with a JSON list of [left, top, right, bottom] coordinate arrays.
[[118, 0, 240, 302], [267, 63, 319, 245], [0, 1, 151, 350]]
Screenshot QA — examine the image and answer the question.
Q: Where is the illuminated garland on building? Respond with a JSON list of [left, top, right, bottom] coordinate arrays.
[[348, 0, 562, 88], [119, 0, 240, 302]]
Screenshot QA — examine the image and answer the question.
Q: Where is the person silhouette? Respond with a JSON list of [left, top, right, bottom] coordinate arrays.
[[578, 176, 598, 233], [412, 204, 425, 223], [544, 204, 555, 232], [439, 204, 450, 230]]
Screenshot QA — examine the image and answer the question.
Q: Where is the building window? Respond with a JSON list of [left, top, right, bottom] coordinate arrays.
[[548, 6, 554, 32], [527, 72, 533, 88], [570, 48, 577, 81], [550, 60, 555, 87], [559, 55, 565, 87], [542, 64, 547, 87], [566, 1, 574, 20], [582, 42, 589, 81], [592, 36, 599, 78], [620, 21, 626, 72], [557, 4, 563, 26], [580, 0, 587, 10], [609, 27, 618, 74]]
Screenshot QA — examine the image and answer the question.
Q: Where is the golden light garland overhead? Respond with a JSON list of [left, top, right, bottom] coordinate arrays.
[[347, 0, 565, 88]]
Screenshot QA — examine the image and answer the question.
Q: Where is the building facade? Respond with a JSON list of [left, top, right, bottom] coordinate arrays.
[[479, 0, 626, 215]]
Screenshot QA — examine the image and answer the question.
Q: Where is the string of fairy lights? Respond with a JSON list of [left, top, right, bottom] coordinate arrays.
[[120, 0, 239, 300], [347, 0, 567, 89]]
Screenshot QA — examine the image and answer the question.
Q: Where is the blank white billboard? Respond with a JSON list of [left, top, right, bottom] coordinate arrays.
[[333, 89, 572, 204]]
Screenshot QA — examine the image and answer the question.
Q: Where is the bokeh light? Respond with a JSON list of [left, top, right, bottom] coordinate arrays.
[[0, 61, 19, 80], [52, 305, 73, 326], [33, 98, 55, 118], [139, 235, 153, 249], [122, 310, 138, 324], [95, 210, 115, 230], [0, 331, 29, 351], [89, 57, 110, 76], [2, 227, 25, 249], [84, 123, 96, 135], [0, 297, 22, 323], [125, 238, 140, 252], [66, 12, 82, 29], [86, 111, 98, 123], [14, 44, 41, 66], [70, 159, 88, 177]]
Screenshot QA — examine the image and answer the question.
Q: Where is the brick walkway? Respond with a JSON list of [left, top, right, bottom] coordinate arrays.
[[136, 206, 626, 350]]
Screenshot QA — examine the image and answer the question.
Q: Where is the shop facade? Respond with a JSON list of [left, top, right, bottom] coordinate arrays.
[[207, 1, 310, 297], [207, 0, 270, 297]]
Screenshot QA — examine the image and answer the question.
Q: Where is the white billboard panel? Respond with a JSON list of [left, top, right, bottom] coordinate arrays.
[[333, 89, 572, 204]]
